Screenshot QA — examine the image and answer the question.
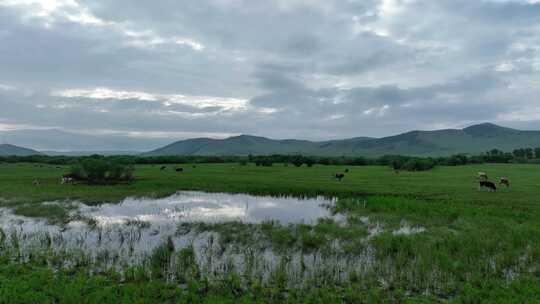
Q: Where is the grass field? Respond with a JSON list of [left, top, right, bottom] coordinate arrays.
[[0, 162, 539, 302], [1, 162, 538, 205]]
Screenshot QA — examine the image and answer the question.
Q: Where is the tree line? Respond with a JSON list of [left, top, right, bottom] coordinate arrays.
[[2, 147, 540, 173]]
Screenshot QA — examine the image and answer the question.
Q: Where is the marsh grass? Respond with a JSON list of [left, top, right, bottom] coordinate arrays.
[[1, 163, 540, 302]]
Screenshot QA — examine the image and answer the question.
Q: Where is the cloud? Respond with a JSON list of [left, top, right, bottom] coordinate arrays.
[[52, 87, 248, 112], [2, 0, 540, 150]]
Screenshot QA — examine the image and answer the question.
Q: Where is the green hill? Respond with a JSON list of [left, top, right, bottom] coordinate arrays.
[[144, 123, 540, 157], [0, 144, 42, 156]]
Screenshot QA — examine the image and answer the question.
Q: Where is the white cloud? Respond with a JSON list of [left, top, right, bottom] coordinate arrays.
[[0, 0, 106, 26], [0, 0, 205, 51], [363, 104, 390, 117], [0, 84, 16, 91], [124, 31, 205, 51], [495, 62, 515, 72], [52, 87, 248, 112], [69, 128, 235, 139]]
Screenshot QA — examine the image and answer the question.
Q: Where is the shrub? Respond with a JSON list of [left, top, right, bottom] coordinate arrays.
[[69, 158, 134, 184], [291, 155, 304, 167], [402, 158, 436, 171]]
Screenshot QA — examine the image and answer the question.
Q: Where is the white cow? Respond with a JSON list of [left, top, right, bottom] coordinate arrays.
[[477, 172, 488, 180]]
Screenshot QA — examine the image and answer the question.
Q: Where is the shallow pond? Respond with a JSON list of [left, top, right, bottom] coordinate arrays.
[[0, 192, 425, 285], [0, 191, 337, 256], [0, 192, 352, 283], [77, 191, 336, 226]]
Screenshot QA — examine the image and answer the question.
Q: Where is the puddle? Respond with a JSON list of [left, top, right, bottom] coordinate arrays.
[[393, 225, 426, 235], [392, 221, 426, 236], [75, 191, 336, 226]]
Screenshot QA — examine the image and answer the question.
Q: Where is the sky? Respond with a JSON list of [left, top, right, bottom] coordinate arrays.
[[2, 0, 540, 151]]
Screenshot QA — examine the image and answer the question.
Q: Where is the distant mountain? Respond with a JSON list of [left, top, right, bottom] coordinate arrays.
[[0, 144, 42, 156], [43, 150, 141, 156], [143, 135, 357, 156], [145, 123, 540, 157], [0, 129, 170, 152]]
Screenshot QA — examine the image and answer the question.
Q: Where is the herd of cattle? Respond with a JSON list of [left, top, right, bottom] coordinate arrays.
[[333, 170, 508, 192], [30, 166, 509, 193]]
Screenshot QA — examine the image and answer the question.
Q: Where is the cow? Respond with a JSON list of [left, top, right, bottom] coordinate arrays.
[[345, 169, 350, 173], [500, 177, 510, 187], [335, 173, 345, 181], [478, 172, 488, 180], [32, 179, 40, 186], [61, 173, 77, 185], [160, 166, 167, 171], [175, 167, 183, 172], [479, 180, 497, 192], [62, 173, 78, 179], [61, 177, 74, 184]]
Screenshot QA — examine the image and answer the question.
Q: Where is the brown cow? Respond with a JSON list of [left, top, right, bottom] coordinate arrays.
[[499, 177, 510, 187]]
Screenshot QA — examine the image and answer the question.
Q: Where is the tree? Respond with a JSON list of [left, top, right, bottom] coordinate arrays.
[[513, 148, 526, 158], [525, 148, 534, 159], [535, 147, 540, 159], [390, 159, 403, 171], [291, 155, 304, 167], [488, 149, 502, 156], [401, 158, 436, 171]]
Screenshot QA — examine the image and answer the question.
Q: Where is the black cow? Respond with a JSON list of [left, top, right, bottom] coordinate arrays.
[[479, 180, 497, 192], [335, 173, 345, 181], [62, 173, 78, 179], [175, 168, 183, 172], [160, 166, 167, 171], [345, 169, 350, 173]]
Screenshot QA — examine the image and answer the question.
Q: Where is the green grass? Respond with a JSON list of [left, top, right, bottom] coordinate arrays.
[[1, 162, 540, 302], [1, 162, 538, 204]]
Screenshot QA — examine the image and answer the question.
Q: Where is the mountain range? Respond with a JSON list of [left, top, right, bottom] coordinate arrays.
[[0, 144, 42, 156], [145, 123, 540, 157], [2, 123, 540, 157]]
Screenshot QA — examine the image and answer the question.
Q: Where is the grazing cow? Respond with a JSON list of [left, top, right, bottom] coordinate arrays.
[[500, 177, 510, 187], [175, 167, 183, 172], [160, 166, 167, 171], [62, 173, 77, 179], [478, 172, 488, 180], [32, 179, 40, 186], [479, 180, 497, 192], [335, 173, 345, 181], [61, 173, 77, 185], [61, 177, 74, 184], [345, 169, 350, 173]]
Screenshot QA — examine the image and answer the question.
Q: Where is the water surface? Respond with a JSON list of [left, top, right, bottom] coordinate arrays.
[[76, 191, 335, 226]]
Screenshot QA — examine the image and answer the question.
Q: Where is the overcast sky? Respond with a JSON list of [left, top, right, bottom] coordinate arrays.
[[2, 0, 540, 150]]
